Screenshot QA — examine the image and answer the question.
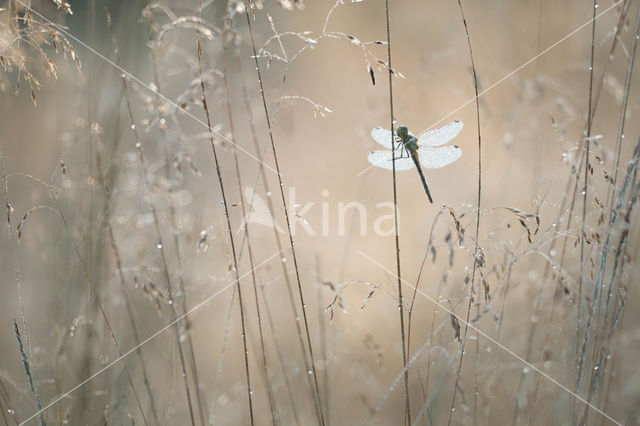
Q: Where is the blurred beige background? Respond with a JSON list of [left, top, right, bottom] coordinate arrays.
[[1, 0, 639, 424]]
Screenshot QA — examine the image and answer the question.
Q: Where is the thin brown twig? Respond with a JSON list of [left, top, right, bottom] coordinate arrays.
[[234, 55, 303, 424], [242, 2, 326, 424], [218, 0, 277, 422], [574, 3, 598, 419], [448, 1, 482, 424], [196, 9, 255, 425], [381, 1, 411, 424]]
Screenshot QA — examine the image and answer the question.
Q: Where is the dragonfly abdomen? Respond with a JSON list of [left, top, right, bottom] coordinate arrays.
[[410, 151, 434, 203]]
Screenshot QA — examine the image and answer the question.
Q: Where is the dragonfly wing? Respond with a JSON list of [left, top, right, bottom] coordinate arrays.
[[371, 126, 393, 148], [417, 120, 464, 147], [368, 150, 415, 171], [418, 146, 462, 169]]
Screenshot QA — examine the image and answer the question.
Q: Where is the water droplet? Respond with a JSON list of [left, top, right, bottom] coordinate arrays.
[[307, 369, 313, 375], [121, 72, 126, 78], [157, 243, 163, 248], [266, 191, 272, 197], [281, 257, 287, 263], [168, 299, 173, 305], [135, 142, 142, 149], [130, 124, 136, 130]]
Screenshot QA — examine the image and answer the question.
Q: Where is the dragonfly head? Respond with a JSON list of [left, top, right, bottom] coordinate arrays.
[[396, 126, 409, 139]]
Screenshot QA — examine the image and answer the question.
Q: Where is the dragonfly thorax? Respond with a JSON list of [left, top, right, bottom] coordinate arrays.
[[395, 126, 417, 150]]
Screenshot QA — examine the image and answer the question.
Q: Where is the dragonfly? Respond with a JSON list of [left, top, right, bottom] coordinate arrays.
[[367, 120, 463, 203]]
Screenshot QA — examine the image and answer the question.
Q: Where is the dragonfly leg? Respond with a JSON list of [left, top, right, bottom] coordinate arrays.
[[394, 143, 410, 160]]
